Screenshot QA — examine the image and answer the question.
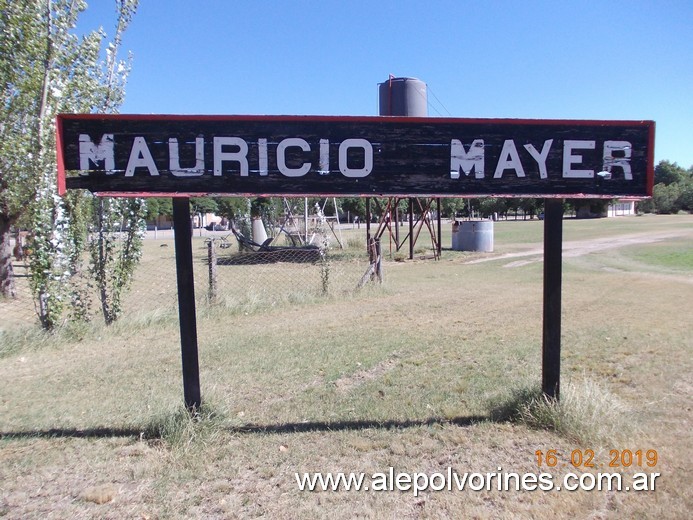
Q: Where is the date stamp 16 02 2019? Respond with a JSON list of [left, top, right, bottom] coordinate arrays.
[[535, 449, 658, 469]]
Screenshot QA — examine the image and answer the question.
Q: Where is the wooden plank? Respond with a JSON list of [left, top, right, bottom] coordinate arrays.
[[542, 198, 564, 400], [172, 198, 201, 410], [57, 115, 654, 198]]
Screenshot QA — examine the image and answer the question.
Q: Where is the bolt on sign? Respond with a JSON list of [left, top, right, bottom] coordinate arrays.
[[57, 115, 655, 198]]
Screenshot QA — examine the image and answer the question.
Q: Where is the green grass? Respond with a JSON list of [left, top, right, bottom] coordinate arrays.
[[625, 241, 693, 271]]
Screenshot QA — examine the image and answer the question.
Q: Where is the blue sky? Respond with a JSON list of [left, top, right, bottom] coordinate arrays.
[[80, 0, 692, 167]]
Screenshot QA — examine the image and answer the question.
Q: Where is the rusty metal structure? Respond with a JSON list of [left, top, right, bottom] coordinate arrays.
[[365, 197, 441, 260], [374, 76, 442, 259]]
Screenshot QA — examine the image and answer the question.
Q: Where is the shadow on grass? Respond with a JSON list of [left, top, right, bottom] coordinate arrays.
[[232, 415, 488, 435], [0, 415, 487, 441], [0, 426, 143, 440]]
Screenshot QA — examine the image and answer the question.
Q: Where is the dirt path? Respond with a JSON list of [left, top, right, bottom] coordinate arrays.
[[465, 229, 693, 268]]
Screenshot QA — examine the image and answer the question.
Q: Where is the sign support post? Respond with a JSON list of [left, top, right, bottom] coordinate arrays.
[[542, 198, 564, 399], [172, 197, 202, 411]]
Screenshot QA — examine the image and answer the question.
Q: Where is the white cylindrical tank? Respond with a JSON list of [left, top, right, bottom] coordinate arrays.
[[251, 217, 268, 245], [452, 220, 494, 252]]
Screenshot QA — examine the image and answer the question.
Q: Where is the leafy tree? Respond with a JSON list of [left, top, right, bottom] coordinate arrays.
[[652, 183, 681, 214], [144, 198, 173, 221], [439, 198, 464, 219], [636, 197, 655, 214], [569, 199, 609, 218], [654, 160, 687, 186], [214, 197, 250, 222], [478, 197, 508, 219], [518, 198, 542, 219], [0, 0, 57, 298], [83, 1, 143, 326], [641, 161, 693, 214], [678, 177, 693, 212], [340, 197, 367, 221], [190, 197, 219, 216], [0, 0, 139, 327], [90, 197, 145, 324], [504, 198, 521, 219]]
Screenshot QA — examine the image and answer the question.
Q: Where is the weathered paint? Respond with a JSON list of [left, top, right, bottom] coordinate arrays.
[[57, 114, 654, 198]]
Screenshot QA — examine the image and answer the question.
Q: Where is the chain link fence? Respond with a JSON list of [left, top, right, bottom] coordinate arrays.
[[0, 229, 376, 333], [0, 255, 34, 331]]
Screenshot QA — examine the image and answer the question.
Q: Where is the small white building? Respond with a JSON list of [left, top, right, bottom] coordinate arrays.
[[607, 198, 637, 217], [193, 212, 227, 229]]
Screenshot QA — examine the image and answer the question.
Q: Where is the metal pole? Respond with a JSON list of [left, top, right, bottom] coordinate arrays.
[[436, 198, 442, 257], [304, 197, 309, 243], [408, 198, 414, 260], [172, 197, 202, 411], [394, 198, 400, 249], [542, 199, 563, 400]]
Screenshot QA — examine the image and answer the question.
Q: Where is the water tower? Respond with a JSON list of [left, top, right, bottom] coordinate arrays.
[[378, 77, 428, 117], [366, 77, 441, 259]]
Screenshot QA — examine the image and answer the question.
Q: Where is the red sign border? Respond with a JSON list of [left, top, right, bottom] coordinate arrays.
[[56, 114, 655, 199]]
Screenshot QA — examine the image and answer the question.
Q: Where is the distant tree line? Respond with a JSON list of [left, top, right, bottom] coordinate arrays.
[[139, 162, 692, 230], [147, 196, 549, 225], [637, 161, 693, 214], [153, 196, 584, 225], [144, 159, 693, 230]]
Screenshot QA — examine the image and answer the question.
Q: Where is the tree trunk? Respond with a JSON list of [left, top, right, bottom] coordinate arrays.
[[94, 199, 112, 324], [0, 214, 17, 298]]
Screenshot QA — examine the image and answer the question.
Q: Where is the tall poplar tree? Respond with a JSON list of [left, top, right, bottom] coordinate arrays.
[[0, 0, 139, 328]]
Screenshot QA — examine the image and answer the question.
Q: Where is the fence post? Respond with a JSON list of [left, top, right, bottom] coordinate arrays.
[[207, 239, 218, 304], [366, 197, 371, 248], [408, 198, 414, 260], [374, 238, 383, 284]]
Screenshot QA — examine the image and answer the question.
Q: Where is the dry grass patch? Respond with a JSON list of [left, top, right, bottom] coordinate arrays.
[[487, 377, 635, 447]]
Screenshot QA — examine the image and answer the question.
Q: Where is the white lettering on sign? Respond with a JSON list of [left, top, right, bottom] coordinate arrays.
[[74, 134, 634, 183], [562, 140, 596, 178], [494, 140, 525, 178], [126, 137, 159, 176], [214, 137, 248, 176], [258, 138, 269, 176], [450, 139, 485, 179], [450, 138, 632, 181], [318, 139, 330, 175], [277, 138, 311, 177], [603, 140, 632, 180], [339, 138, 373, 178], [169, 137, 204, 177], [524, 139, 553, 179], [79, 133, 115, 172]]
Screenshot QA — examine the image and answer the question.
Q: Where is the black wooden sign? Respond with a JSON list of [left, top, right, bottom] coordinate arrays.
[[57, 114, 654, 198]]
